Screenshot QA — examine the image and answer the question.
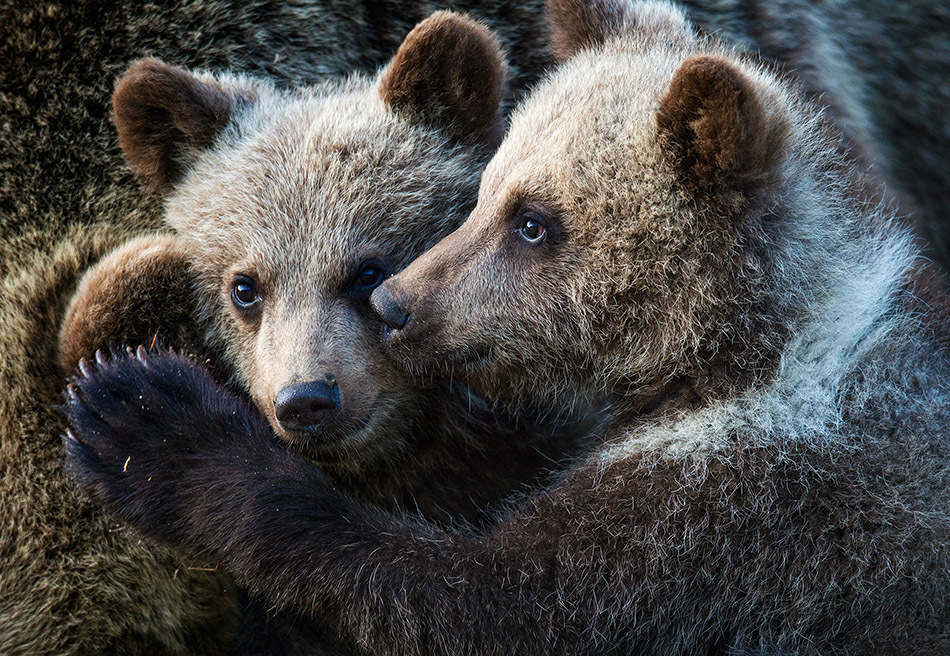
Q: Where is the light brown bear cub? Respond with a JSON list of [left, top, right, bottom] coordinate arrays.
[[61, 12, 587, 522], [58, 12, 592, 654], [63, 0, 950, 654]]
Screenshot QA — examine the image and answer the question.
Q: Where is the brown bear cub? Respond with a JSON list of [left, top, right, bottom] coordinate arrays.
[[61, 12, 591, 522], [63, 1, 950, 654], [58, 11, 595, 654]]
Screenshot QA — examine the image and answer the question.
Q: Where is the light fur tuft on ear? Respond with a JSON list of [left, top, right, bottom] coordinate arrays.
[[379, 11, 508, 145], [113, 58, 252, 193], [546, 0, 690, 61]]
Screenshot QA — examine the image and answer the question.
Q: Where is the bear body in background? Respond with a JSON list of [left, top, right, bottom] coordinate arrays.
[[65, 1, 950, 654]]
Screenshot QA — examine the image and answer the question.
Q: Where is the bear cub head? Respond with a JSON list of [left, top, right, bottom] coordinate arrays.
[[79, 12, 507, 466], [376, 0, 873, 418]]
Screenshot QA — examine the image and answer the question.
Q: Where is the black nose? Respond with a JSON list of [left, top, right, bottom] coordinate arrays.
[[273, 380, 339, 432], [371, 285, 410, 330]]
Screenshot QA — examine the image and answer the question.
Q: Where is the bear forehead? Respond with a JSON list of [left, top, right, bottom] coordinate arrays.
[[480, 46, 689, 236], [169, 90, 476, 232], [165, 82, 480, 291]]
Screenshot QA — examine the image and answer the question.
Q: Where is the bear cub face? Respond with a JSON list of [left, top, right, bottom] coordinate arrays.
[[113, 12, 506, 465], [376, 0, 802, 416]]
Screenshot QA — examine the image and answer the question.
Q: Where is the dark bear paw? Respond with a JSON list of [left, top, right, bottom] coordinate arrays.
[[62, 346, 277, 550]]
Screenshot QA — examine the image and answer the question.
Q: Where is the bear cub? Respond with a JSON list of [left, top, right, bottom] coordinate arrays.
[[59, 11, 596, 654], [63, 1, 950, 654]]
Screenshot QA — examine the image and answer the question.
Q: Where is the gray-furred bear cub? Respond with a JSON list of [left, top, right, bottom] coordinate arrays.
[[58, 11, 594, 654], [60, 11, 590, 526], [63, 0, 950, 654]]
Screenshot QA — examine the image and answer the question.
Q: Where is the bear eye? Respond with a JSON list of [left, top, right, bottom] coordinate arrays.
[[517, 211, 547, 244], [354, 263, 385, 291], [231, 275, 260, 311]]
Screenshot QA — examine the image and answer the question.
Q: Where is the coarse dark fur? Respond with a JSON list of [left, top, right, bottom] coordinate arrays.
[[64, 2, 950, 654], [50, 11, 601, 655]]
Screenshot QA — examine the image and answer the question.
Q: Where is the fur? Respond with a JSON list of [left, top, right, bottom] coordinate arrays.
[[6, 0, 949, 652], [64, 2, 950, 654], [0, 226, 240, 656], [55, 12, 597, 654]]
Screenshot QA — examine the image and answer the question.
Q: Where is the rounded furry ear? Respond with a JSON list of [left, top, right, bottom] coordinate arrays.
[[378, 11, 507, 145], [656, 55, 786, 194], [546, 0, 690, 61], [113, 58, 250, 193]]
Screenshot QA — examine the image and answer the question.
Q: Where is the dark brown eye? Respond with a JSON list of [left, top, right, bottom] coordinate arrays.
[[231, 275, 260, 310], [518, 212, 547, 244], [355, 264, 384, 290]]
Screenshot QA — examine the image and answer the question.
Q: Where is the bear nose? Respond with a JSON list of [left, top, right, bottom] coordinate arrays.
[[371, 285, 410, 330], [273, 380, 339, 432]]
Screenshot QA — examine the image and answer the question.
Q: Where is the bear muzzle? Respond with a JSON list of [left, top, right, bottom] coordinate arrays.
[[371, 285, 411, 331], [273, 379, 340, 433]]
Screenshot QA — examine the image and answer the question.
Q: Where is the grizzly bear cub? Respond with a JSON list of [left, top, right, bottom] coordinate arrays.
[[58, 11, 594, 654], [60, 12, 590, 522], [63, 1, 950, 654]]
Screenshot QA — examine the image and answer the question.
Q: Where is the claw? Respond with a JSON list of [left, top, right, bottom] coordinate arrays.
[[66, 383, 79, 403], [78, 358, 93, 379], [95, 349, 107, 367], [136, 345, 149, 365], [64, 428, 78, 445]]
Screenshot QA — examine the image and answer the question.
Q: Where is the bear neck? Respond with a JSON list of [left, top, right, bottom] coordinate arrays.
[[601, 181, 919, 435]]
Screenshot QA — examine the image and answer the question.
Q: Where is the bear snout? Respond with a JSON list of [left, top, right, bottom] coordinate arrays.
[[273, 380, 340, 433], [371, 284, 411, 331]]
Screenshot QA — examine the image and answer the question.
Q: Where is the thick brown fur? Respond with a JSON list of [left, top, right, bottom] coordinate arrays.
[[54, 12, 597, 654], [3, 1, 948, 275], [112, 60, 248, 193], [656, 55, 786, 192], [0, 226, 241, 656], [56, 2, 950, 654], [2, 2, 556, 653], [58, 236, 204, 370], [379, 12, 508, 145], [673, 0, 950, 272], [5, 0, 949, 652]]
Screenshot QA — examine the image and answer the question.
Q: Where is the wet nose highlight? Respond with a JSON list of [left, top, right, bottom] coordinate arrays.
[[371, 285, 410, 330], [274, 380, 339, 431]]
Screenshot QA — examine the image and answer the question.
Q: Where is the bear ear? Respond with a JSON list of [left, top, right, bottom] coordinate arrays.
[[656, 55, 786, 195], [378, 11, 507, 145], [113, 58, 250, 193], [546, 0, 690, 61]]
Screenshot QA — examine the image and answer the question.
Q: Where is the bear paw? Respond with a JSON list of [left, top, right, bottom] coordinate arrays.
[[62, 346, 278, 552]]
